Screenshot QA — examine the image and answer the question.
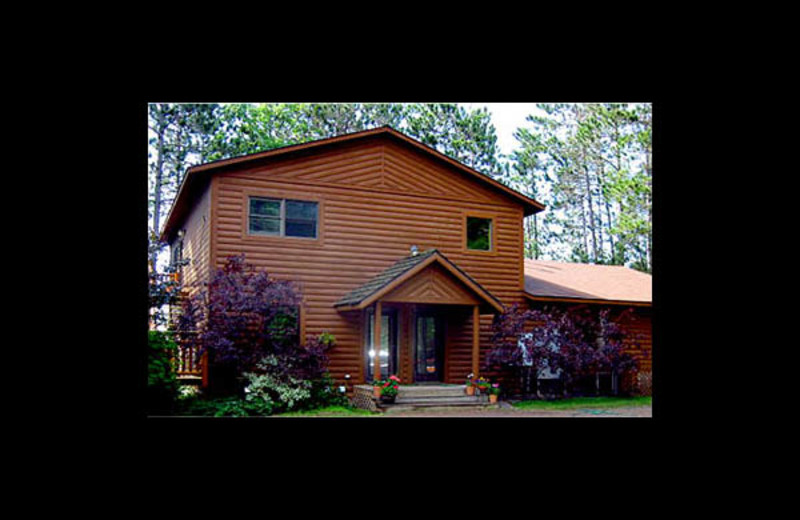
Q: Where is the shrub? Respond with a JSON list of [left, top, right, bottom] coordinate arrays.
[[178, 396, 273, 417], [176, 255, 335, 396], [487, 305, 639, 399], [147, 330, 180, 414], [243, 355, 313, 413]]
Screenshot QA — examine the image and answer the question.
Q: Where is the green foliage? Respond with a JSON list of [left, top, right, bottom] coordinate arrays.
[[243, 355, 313, 413], [510, 103, 652, 271], [178, 396, 273, 417], [242, 357, 348, 414], [147, 331, 180, 414]]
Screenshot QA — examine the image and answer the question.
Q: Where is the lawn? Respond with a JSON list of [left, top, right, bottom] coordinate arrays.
[[512, 396, 651, 410], [274, 405, 378, 417]]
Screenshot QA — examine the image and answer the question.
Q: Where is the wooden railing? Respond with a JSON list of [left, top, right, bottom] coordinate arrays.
[[175, 343, 202, 377]]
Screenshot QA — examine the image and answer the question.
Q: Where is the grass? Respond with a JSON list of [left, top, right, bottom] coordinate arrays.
[[274, 405, 378, 417], [512, 396, 651, 411]]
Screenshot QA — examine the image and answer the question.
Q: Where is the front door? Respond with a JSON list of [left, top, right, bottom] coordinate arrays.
[[414, 311, 444, 382]]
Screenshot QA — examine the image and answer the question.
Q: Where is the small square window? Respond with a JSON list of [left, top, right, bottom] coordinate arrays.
[[466, 216, 492, 251]]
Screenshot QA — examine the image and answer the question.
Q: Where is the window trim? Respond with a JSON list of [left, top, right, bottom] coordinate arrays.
[[244, 191, 322, 242], [462, 211, 497, 255]]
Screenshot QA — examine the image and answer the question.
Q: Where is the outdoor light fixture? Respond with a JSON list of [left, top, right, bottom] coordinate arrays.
[[410, 245, 419, 256]]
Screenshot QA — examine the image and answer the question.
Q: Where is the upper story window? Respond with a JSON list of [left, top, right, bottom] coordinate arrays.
[[248, 197, 318, 239], [466, 216, 493, 251]]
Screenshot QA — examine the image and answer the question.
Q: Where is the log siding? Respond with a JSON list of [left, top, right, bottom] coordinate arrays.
[[210, 138, 526, 384]]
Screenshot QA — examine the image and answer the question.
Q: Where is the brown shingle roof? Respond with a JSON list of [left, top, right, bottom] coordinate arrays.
[[524, 259, 651, 305]]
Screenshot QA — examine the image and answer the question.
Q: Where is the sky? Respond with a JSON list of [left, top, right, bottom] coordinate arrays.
[[458, 103, 546, 158]]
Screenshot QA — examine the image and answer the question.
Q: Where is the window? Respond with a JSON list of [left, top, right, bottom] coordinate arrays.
[[466, 216, 492, 251], [170, 237, 183, 266], [249, 197, 318, 238]]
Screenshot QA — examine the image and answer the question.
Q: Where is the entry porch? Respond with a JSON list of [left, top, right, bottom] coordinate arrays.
[[333, 249, 505, 386]]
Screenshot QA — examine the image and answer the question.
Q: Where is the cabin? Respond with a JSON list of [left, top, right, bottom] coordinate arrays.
[[160, 126, 652, 400]]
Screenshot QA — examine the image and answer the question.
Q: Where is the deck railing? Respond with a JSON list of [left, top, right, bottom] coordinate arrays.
[[175, 343, 202, 377]]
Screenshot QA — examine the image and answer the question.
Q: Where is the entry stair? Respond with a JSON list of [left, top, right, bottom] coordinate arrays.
[[382, 384, 488, 410]]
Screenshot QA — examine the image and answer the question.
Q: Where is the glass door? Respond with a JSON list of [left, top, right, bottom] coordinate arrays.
[[365, 308, 398, 381], [414, 311, 444, 382]]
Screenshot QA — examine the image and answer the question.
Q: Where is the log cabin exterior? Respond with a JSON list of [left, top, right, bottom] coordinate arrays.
[[160, 126, 652, 394]]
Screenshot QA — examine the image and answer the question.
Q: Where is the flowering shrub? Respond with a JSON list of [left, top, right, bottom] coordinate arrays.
[[381, 375, 401, 398], [243, 356, 313, 412]]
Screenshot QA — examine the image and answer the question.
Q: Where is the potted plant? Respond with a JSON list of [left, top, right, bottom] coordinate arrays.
[[372, 379, 384, 398], [489, 383, 501, 404], [474, 377, 490, 395], [380, 375, 401, 403], [465, 373, 475, 395]]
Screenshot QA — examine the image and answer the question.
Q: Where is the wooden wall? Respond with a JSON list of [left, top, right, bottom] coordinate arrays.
[[207, 136, 526, 384], [172, 180, 211, 295]]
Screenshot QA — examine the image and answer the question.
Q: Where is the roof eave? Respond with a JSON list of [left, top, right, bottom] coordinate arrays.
[[523, 292, 652, 307]]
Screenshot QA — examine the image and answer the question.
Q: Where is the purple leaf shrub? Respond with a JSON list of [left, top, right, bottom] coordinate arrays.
[[487, 304, 640, 398], [176, 255, 332, 392]]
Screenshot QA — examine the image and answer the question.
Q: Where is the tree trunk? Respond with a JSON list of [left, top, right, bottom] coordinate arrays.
[[583, 163, 598, 263], [151, 105, 166, 271]]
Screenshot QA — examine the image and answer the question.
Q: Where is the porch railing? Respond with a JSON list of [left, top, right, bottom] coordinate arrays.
[[175, 343, 202, 377]]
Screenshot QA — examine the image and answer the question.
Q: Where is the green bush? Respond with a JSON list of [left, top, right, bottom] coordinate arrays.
[[178, 396, 273, 417], [147, 331, 180, 414]]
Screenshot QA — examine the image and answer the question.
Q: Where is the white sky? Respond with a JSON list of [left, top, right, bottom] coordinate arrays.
[[458, 103, 546, 158]]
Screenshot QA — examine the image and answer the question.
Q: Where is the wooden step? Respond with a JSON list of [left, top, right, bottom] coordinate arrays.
[[393, 395, 484, 407], [397, 385, 467, 399]]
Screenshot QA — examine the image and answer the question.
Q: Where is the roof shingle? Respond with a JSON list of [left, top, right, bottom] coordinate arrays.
[[335, 249, 439, 308], [524, 259, 651, 304]]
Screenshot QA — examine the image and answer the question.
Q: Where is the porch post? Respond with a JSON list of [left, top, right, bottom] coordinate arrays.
[[373, 301, 382, 381], [472, 305, 480, 378]]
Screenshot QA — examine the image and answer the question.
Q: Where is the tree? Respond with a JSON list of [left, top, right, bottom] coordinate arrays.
[[176, 255, 330, 396], [403, 103, 502, 174], [511, 103, 652, 271], [148, 103, 222, 271]]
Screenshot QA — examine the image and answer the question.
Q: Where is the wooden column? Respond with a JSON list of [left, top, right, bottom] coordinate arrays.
[[472, 305, 480, 378], [373, 301, 382, 381]]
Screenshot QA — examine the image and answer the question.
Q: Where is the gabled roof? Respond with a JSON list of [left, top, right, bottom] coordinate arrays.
[[160, 125, 545, 242], [523, 259, 652, 306], [334, 249, 505, 314]]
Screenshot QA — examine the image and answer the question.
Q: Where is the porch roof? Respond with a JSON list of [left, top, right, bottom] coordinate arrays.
[[333, 249, 504, 314]]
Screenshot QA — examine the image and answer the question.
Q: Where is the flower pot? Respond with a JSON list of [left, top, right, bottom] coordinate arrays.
[[466, 385, 475, 396], [380, 395, 396, 404], [489, 394, 498, 404], [373, 386, 382, 398]]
